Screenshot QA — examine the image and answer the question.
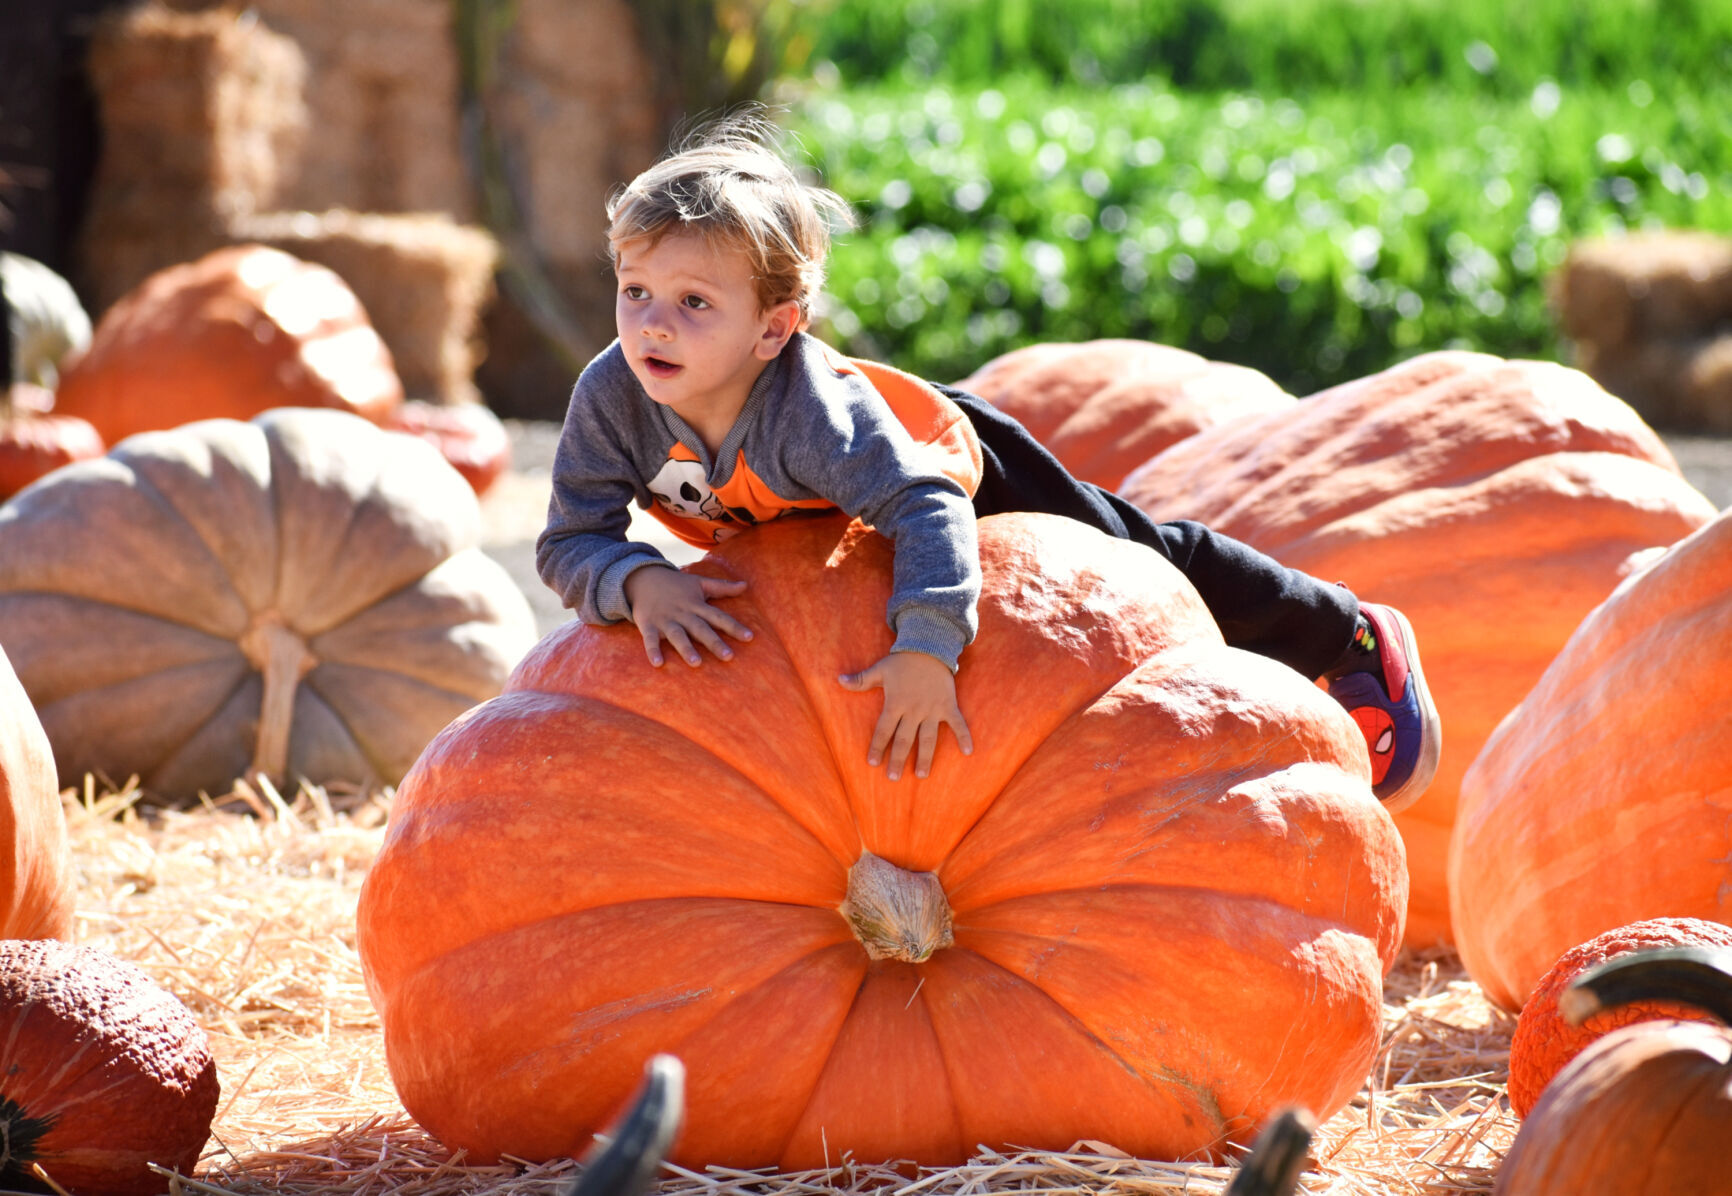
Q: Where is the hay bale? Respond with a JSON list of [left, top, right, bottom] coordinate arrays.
[[1576, 332, 1732, 434], [233, 208, 499, 404], [231, 0, 473, 218], [1554, 232, 1732, 348], [79, 2, 308, 309]]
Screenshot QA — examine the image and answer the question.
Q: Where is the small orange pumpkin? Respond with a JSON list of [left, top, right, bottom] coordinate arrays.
[[955, 339, 1294, 491], [53, 244, 403, 446], [1121, 351, 1716, 947], [0, 939, 219, 1196], [383, 398, 512, 497], [1507, 917, 1732, 1118], [1494, 945, 1732, 1195], [1452, 506, 1732, 1011], [358, 511, 1406, 1171], [0, 384, 105, 501]]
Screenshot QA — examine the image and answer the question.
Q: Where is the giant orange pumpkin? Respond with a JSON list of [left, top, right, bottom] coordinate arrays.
[[357, 511, 1407, 1170], [1451, 506, 1732, 1013], [0, 939, 219, 1196], [0, 644, 73, 942], [954, 339, 1294, 491], [53, 244, 402, 446], [1119, 351, 1716, 947], [0, 407, 537, 800]]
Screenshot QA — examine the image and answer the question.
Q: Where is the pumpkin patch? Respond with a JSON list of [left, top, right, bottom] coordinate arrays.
[[1451, 505, 1732, 1013], [357, 511, 1407, 1170], [1119, 350, 1716, 947], [0, 407, 537, 800]]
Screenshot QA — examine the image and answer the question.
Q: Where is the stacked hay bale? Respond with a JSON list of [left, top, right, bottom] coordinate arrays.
[[1553, 232, 1732, 432], [79, 4, 309, 310], [78, 2, 501, 405]]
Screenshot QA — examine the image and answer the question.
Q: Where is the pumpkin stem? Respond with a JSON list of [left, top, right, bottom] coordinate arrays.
[[239, 615, 317, 784], [1559, 945, 1732, 1028], [839, 851, 954, 964], [1225, 1106, 1316, 1196]]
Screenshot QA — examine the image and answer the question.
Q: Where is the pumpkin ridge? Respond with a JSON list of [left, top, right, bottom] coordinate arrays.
[[115, 448, 259, 630], [926, 944, 1231, 1144], [39, 658, 250, 787]]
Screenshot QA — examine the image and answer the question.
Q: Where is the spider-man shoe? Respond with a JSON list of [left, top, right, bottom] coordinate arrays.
[[1326, 603, 1441, 814]]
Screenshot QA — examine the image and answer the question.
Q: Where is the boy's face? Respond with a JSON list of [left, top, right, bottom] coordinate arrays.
[[614, 231, 799, 437]]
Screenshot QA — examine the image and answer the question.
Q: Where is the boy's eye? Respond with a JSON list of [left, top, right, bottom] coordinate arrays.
[[682, 294, 710, 310], [622, 285, 647, 300]]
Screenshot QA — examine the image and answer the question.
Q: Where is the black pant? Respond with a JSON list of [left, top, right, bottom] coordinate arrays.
[[944, 386, 1359, 681]]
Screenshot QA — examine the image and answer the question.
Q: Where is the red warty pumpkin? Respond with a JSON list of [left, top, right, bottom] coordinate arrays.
[[357, 511, 1406, 1170], [1120, 351, 1715, 947], [1451, 505, 1732, 1012], [1507, 917, 1732, 1118], [955, 338, 1294, 491], [53, 244, 402, 446], [0, 939, 219, 1196]]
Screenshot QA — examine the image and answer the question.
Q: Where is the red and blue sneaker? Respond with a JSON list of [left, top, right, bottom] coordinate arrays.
[[1325, 603, 1441, 813]]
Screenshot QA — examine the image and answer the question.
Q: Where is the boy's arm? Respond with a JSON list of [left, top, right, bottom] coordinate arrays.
[[535, 351, 675, 625]]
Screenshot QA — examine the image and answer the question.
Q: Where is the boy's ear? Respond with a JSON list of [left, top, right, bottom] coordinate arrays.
[[755, 299, 803, 359]]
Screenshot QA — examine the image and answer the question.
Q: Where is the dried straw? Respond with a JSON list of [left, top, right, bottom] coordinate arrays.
[[67, 780, 1520, 1196]]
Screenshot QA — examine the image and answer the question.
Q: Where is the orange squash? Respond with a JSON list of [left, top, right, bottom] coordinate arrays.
[[1494, 946, 1732, 1195], [954, 339, 1294, 491], [53, 244, 402, 446], [357, 511, 1407, 1170], [1451, 506, 1732, 1012], [383, 398, 512, 497], [1507, 917, 1732, 1118], [0, 384, 105, 501], [0, 939, 219, 1196], [0, 407, 537, 800], [1120, 351, 1716, 947], [0, 644, 73, 942]]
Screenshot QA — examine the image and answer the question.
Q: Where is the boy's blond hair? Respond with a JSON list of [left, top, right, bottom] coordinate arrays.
[[606, 111, 854, 323]]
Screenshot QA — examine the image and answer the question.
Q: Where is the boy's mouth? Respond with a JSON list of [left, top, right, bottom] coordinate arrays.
[[642, 355, 681, 378]]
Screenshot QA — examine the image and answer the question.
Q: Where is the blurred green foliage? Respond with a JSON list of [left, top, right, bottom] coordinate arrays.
[[748, 0, 1732, 393]]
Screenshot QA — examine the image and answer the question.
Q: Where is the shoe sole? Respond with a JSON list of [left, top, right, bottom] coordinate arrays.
[[1377, 604, 1441, 815]]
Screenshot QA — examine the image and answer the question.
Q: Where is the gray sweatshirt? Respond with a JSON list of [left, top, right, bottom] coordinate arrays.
[[535, 333, 982, 669]]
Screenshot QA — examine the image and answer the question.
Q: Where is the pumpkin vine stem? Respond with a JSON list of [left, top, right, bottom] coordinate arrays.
[[1559, 945, 1732, 1028], [238, 614, 317, 784], [839, 851, 954, 964]]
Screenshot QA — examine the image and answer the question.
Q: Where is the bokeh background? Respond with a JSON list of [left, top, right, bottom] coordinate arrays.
[[4, 0, 1730, 421]]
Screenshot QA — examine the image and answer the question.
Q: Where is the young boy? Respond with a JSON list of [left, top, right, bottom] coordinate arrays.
[[536, 115, 1441, 812]]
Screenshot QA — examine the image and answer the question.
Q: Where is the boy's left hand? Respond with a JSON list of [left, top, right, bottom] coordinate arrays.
[[837, 651, 974, 781]]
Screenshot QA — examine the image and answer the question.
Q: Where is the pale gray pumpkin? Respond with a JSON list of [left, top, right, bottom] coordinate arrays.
[[0, 407, 537, 799]]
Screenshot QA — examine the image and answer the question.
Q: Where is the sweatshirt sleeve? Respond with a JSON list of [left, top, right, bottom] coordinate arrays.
[[776, 346, 981, 669], [535, 348, 673, 625]]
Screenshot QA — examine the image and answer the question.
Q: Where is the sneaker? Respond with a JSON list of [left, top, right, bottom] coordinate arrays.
[[1326, 603, 1441, 814]]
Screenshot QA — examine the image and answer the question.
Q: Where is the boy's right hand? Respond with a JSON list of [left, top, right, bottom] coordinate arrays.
[[624, 565, 752, 667]]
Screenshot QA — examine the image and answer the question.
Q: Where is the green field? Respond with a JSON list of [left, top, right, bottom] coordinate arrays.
[[764, 0, 1732, 393]]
